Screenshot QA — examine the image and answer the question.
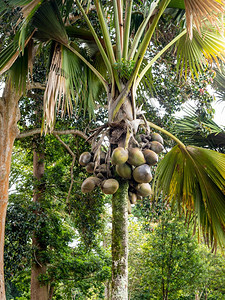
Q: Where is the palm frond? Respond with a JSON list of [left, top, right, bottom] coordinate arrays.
[[183, 0, 224, 39], [43, 43, 104, 132], [0, 0, 8, 14], [176, 28, 225, 78], [31, 0, 68, 44], [169, 0, 225, 39], [43, 44, 68, 132], [154, 145, 225, 249], [0, 29, 34, 76], [8, 40, 32, 92], [175, 108, 225, 149]]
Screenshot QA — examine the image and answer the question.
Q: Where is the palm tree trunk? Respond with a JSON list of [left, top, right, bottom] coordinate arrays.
[[30, 146, 48, 300], [111, 179, 129, 300], [0, 82, 21, 299]]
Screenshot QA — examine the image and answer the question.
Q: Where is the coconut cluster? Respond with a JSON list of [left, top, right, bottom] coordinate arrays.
[[79, 132, 164, 212]]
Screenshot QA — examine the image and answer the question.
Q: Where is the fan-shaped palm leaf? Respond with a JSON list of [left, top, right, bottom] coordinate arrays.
[[169, 0, 225, 39], [154, 145, 225, 248], [31, 0, 68, 44], [175, 108, 225, 149], [176, 27, 225, 78]]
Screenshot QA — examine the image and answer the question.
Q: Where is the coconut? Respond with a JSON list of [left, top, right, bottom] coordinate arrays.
[[95, 164, 108, 174], [151, 132, 164, 144], [101, 179, 119, 194], [143, 149, 158, 166], [136, 194, 143, 200], [128, 199, 132, 214], [96, 172, 105, 180], [86, 162, 95, 173], [150, 141, 164, 154], [129, 192, 137, 204], [116, 163, 132, 179], [128, 147, 146, 166], [79, 152, 92, 166], [133, 164, 152, 183], [136, 183, 152, 197], [111, 147, 128, 165], [81, 176, 100, 193]]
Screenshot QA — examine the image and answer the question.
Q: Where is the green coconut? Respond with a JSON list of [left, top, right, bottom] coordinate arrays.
[[116, 163, 132, 179], [79, 152, 92, 166], [86, 162, 95, 173], [143, 149, 158, 166], [133, 164, 152, 183], [136, 183, 152, 197], [151, 132, 164, 144], [101, 179, 119, 194], [111, 147, 128, 165], [150, 141, 164, 154], [81, 177, 100, 193], [128, 147, 146, 166]]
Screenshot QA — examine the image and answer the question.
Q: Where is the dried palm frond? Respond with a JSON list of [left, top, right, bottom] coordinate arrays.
[[43, 44, 72, 133], [184, 0, 225, 39]]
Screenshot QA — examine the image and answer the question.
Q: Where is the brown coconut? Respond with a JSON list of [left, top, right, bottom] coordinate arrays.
[[151, 132, 164, 144], [86, 162, 95, 173], [143, 149, 158, 166], [79, 152, 92, 166], [81, 176, 101, 193], [133, 164, 152, 183], [101, 179, 119, 194], [150, 141, 164, 154], [129, 192, 137, 204], [136, 183, 152, 197]]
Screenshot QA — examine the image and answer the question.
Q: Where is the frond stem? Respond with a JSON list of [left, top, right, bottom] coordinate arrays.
[[145, 120, 186, 149], [128, 0, 160, 60], [113, 0, 122, 60], [75, 0, 114, 81], [131, 0, 170, 83], [123, 0, 133, 60], [135, 29, 187, 88], [94, 0, 122, 91]]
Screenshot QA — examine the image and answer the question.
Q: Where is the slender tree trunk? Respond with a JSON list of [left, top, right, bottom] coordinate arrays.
[[0, 82, 21, 299], [48, 284, 55, 300], [30, 147, 48, 300], [111, 179, 129, 300]]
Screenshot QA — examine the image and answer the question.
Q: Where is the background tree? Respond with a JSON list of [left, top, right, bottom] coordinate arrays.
[[0, 1, 225, 299]]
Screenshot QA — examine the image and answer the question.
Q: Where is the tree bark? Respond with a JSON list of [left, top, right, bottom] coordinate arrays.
[[30, 147, 48, 300], [111, 179, 129, 300], [0, 82, 21, 299]]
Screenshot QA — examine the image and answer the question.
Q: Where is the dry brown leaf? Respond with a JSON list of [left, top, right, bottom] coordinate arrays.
[[184, 0, 225, 39]]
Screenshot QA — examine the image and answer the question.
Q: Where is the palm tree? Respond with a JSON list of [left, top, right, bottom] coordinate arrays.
[[0, 0, 225, 299]]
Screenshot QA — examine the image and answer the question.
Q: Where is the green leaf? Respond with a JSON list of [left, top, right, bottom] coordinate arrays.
[[175, 109, 225, 149], [32, 0, 68, 45], [168, 0, 185, 9], [154, 145, 225, 249], [176, 28, 225, 78]]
